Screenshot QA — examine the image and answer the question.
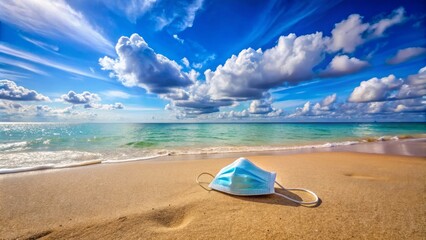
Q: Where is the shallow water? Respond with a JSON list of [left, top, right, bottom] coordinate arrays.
[[0, 122, 425, 171]]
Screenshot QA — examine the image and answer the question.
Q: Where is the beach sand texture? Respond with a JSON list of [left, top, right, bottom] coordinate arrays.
[[1, 152, 425, 239]]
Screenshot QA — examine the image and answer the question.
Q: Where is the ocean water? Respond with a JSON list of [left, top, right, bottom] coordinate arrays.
[[0, 122, 425, 172]]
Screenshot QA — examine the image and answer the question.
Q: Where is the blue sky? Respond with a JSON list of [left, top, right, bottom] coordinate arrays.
[[0, 0, 425, 122]]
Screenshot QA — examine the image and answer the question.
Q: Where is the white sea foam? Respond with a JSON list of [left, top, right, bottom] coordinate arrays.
[[0, 141, 28, 152], [0, 150, 102, 174], [0, 165, 55, 174], [165, 140, 360, 156], [102, 154, 169, 163], [0, 137, 423, 174]]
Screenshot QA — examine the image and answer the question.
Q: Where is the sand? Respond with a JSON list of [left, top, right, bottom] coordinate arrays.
[[1, 151, 425, 239]]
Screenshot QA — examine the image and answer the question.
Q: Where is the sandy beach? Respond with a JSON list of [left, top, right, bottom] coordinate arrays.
[[1, 145, 425, 239]]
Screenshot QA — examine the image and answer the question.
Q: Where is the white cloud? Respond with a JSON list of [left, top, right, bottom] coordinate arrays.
[[0, 100, 25, 111], [192, 54, 216, 69], [99, 34, 193, 94], [366, 102, 386, 114], [328, 14, 369, 53], [89, 102, 125, 110], [20, 35, 59, 52], [320, 55, 369, 77], [103, 0, 203, 33], [181, 57, 190, 67], [102, 0, 157, 23], [0, 55, 48, 76], [0, 44, 105, 80], [58, 91, 125, 110], [348, 75, 403, 102], [206, 33, 326, 100], [288, 94, 338, 118], [0, 80, 50, 101], [328, 8, 406, 53], [164, 81, 232, 117], [155, 0, 204, 32], [369, 7, 406, 38], [102, 90, 133, 99], [396, 67, 426, 99], [61, 91, 101, 105], [218, 110, 250, 119], [387, 47, 426, 65], [173, 34, 184, 44], [249, 99, 273, 114], [0, 0, 113, 54], [321, 93, 337, 107], [101, 7, 411, 119], [394, 98, 426, 113], [349, 67, 426, 103]]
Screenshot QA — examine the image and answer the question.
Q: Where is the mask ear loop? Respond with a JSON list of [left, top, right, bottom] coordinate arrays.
[[274, 181, 319, 206], [196, 172, 215, 191]]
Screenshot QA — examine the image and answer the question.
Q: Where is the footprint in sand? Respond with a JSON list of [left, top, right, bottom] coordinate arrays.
[[24, 230, 53, 240], [344, 173, 385, 180], [147, 205, 193, 230]]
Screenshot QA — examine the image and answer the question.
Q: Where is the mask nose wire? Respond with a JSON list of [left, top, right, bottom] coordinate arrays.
[[196, 172, 215, 191], [274, 181, 319, 206]]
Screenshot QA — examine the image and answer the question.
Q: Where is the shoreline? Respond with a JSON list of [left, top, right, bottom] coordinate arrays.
[[1, 136, 425, 174], [1, 151, 425, 239]]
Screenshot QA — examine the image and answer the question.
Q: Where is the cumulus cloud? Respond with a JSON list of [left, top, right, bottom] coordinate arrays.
[[165, 33, 327, 117], [328, 14, 369, 53], [86, 102, 125, 110], [394, 98, 426, 113], [249, 99, 273, 114], [61, 91, 101, 105], [164, 81, 232, 117], [320, 55, 369, 77], [218, 108, 283, 119], [218, 110, 250, 119], [348, 75, 403, 102], [0, 100, 25, 111], [0, 0, 113, 54], [328, 7, 406, 53], [321, 93, 337, 107], [101, 7, 411, 119], [387, 47, 426, 65], [206, 33, 326, 100], [395, 67, 426, 99], [99, 34, 193, 94], [288, 94, 338, 118], [60, 90, 125, 110], [0, 80, 50, 101], [349, 67, 426, 103], [0, 100, 76, 120]]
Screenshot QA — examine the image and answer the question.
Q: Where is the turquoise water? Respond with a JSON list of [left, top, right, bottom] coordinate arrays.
[[0, 122, 425, 170]]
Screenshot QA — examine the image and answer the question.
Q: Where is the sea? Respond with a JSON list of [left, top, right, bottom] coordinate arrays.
[[0, 122, 425, 173]]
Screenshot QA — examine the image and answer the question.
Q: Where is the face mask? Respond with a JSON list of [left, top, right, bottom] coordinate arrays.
[[196, 157, 318, 206]]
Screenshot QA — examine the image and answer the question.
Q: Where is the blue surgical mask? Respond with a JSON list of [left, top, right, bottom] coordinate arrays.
[[196, 157, 318, 205]]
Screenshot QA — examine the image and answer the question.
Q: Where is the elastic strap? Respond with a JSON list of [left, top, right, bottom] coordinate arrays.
[[274, 181, 319, 205], [196, 172, 215, 191]]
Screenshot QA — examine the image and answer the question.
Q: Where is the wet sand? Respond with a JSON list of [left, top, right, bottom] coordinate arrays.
[[1, 148, 425, 239]]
